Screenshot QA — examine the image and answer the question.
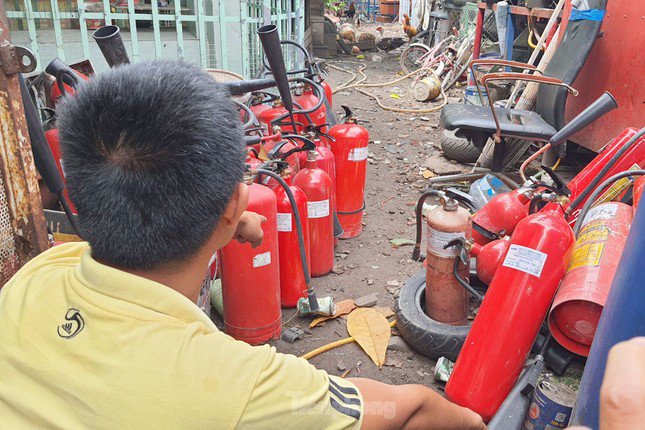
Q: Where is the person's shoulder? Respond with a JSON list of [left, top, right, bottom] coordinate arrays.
[[3, 242, 88, 292]]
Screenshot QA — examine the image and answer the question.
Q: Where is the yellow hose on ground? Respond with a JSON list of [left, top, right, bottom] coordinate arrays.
[[300, 320, 397, 360]]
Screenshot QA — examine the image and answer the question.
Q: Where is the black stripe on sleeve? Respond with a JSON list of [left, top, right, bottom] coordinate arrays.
[[329, 378, 359, 396], [330, 397, 361, 420], [329, 384, 362, 406]]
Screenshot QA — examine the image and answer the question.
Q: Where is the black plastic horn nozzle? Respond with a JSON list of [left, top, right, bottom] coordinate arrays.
[[549, 92, 618, 147], [257, 25, 293, 112], [223, 77, 277, 96], [92, 25, 130, 68]]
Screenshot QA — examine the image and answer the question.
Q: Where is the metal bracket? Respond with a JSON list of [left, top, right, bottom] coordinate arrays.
[[0, 43, 36, 75]]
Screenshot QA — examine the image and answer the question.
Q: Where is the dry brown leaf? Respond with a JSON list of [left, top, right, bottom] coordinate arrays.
[[310, 299, 357, 328], [347, 308, 391, 367], [374, 306, 395, 318]]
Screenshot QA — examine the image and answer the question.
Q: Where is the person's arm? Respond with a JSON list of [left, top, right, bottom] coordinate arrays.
[[349, 378, 486, 430], [599, 337, 645, 430]]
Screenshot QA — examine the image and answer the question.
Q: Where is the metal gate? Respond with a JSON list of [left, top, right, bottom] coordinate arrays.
[[4, 0, 304, 77]]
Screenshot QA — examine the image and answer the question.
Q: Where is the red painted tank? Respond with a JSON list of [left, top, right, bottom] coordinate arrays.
[[294, 84, 327, 131], [320, 80, 333, 108], [262, 134, 300, 178], [470, 237, 511, 285], [549, 128, 645, 224], [293, 152, 334, 276], [549, 202, 633, 356], [220, 178, 281, 344], [634, 176, 645, 211], [273, 172, 311, 308], [446, 207, 575, 421], [257, 100, 296, 133], [328, 108, 370, 238], [471, 188, 531, 245], [51, 70, 89, 104]]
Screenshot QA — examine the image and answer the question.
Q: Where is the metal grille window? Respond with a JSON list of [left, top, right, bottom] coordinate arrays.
[[5, 0, 305, 77]]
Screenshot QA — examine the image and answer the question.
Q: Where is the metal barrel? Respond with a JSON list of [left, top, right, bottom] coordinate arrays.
[[571, 201, 645, 427], [92, 25, 130, 68]]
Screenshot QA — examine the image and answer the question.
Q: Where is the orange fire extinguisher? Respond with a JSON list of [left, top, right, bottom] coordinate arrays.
[[328, 106, 370, 238]]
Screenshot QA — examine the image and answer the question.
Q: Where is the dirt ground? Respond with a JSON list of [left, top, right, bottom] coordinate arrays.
[[269, 30, 469, 388]]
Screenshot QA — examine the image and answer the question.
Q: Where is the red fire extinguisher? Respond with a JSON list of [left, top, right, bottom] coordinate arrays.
[[548, 202, 633, 356], [445, 202, 575, 422], [319, 79, 333, 109], [328, 106, 370, 238], [273, 169, 311, 307], [293, 151, 334, 277], [294, 83, 327, 130], [257, 99, 296, 133], [262, 131, 300, 176], [44, 128, 78, 214], [220, 173, 281, 345], [634, 176, 645, 211], [469, 236, 511, 285], [471, 188, 531, 245]]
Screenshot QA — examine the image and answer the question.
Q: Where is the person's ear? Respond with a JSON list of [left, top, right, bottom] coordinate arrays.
[[220, 183, 248, 228]]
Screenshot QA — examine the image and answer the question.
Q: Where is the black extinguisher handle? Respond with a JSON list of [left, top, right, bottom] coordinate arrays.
[[278, 135, 317, 160], [55, 69, 79, 96]]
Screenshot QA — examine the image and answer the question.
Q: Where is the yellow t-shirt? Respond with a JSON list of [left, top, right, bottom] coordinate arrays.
[[0, 243, 363, 429]]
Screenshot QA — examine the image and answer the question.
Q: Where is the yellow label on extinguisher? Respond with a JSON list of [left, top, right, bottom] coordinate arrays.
[[567, 221, 609, 271]]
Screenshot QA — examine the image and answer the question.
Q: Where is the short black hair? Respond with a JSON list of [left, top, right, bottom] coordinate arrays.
[[58, 60, 245, 269]]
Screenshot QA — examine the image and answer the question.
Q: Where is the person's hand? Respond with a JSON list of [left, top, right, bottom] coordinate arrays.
[[233, 211, 266, 248], [599, 337, 645, 430]]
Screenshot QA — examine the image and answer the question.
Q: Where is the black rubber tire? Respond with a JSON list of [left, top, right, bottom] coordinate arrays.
[[440, 130, 482, 164], [396, 270, 470, 362]]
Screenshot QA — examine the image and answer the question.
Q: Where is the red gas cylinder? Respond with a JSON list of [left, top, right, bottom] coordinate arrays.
[[319, 80, 333, 108], [50, 70, 89, 104], [328, 107, 370, 238], [257, 100, 296, 133], [425, 198, 471, 325], [446, 207, 575, 421], [632, 175, 645, 212], [297, 136, 337, 214], [471, 188, 531, 245], [549, 128, 645, 224], [293, 151, 334, 276], [220, 177, 281, 345], [294, 84, 327, 131], [262, 134, 300, 177], [273, 171, 311, 308], [470, 236, 511, 285], [245, 150, 262, 171], [548, 202, 633, 356]]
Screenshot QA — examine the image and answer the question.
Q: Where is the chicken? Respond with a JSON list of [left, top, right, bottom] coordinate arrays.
[[402, 13, 418, 40], [345, 2, 356, 20]]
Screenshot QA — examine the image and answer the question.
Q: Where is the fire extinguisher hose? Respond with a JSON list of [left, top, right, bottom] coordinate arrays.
[[567, 127, 645, 217], [256, 168, 319, 313], [573, 170, 645, 236], [412, 190, 444, 261]]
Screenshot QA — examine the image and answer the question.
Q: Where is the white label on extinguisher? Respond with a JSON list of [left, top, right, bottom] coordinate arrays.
[[583, 203, 618, 226], [252, 251, 272, 268], [308, 199, 330, 219], [426, 227, 465, 257], [502, 244, 547, 278], [277, 213, 293, 232], [348, 146, 369, 162]]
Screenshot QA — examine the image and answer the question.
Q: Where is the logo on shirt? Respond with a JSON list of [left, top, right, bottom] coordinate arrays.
[[57, 308, 85, 339]]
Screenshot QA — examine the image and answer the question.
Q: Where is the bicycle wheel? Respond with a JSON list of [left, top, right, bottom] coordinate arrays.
[[400, 44, 432, 75]]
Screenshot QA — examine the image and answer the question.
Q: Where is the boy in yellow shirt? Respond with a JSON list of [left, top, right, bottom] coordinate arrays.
[[0, 60, 485, 430]]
